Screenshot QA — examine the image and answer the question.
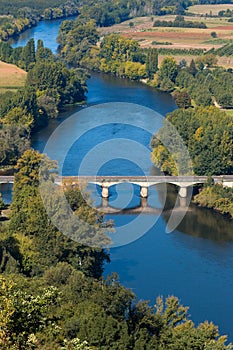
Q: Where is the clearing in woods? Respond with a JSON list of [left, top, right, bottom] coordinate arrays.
[[0, 60, 27, 93]]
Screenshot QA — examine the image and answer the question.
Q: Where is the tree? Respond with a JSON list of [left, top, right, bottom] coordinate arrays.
[[174, 90, 192, 109], [188, 59, 197, 77], [0, 276, 59, 349], [179, 59, 187, 69], [0, 125, 30, 166], [35, 39, 53, 62], [146, 48, 158, 79], [159, 76, 175, 92], [158, 57, 178, 83], [22, 38, 36, 70], [57, 19, 99, 66], [196, 54, 218, 68]]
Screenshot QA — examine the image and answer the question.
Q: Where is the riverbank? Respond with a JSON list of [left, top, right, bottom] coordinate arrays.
[[194, 184, 233, 219], [0, 9, 78, 42]]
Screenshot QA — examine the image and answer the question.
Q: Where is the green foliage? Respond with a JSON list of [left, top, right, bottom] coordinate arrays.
[[173, 90, 192, 109], [210, 69, 233, 108], [159, 57, 178, 82], [9, 149, 110, 277], [195, 53, 218, 68], [93, 34, 147, 79], [156, 56, 178, 91], [174, 65, 233, 108], [0, 275, 59, 349], [27, 60, 86, 109], [99, 34, 139, 62], [188, 59, 198, 77], [209, 43, 233, 57], [194, 184, 233, 217], [151, 107, 233, 176], [146, 48, 158, 79], [57, 19, 99, 67]]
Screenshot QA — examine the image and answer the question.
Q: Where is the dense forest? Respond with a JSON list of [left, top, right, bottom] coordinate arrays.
[[150, 106, 233, 215], [151, 106, 233, 176]]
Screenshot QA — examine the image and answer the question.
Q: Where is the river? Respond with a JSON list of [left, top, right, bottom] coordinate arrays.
[[5, 18, 233, 342]]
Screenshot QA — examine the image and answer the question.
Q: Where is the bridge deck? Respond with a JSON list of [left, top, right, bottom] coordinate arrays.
[[0, 175, 233, 183]]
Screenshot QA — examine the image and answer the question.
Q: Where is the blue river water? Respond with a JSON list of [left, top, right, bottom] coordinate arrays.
[[4, 18, 233, 342]]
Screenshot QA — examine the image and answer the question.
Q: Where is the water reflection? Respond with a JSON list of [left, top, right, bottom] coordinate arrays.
[[161, 185, 233, 243]]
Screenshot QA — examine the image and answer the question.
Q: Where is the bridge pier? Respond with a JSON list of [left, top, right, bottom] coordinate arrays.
[[178, 186, 188, 208], [101, 197, 109, 207], [179, 197, 187, 208], [102, 186, 109, 198], [140, 197, 148, 208], [178, 186, 188, 198], [140, 186, 148, 198]]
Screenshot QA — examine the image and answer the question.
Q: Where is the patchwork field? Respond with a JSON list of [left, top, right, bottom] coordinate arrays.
[[100, 16, 233, 50], [100, 15, 233, 67], [0, 60, 26, 93]]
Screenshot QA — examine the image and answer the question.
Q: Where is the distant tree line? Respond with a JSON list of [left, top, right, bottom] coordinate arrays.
[[156, 47, 205, 56], [153, 15, 207, 28], [0, 1, 79, 41], [218, 8, 233, 17]]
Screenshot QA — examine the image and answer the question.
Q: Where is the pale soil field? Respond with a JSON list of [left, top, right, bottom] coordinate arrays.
[[0, 60, 26, 93], [188, 4, 233, 16]]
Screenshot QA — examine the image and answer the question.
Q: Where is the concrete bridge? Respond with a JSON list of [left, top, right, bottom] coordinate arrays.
[[1, 175, 233, 199]]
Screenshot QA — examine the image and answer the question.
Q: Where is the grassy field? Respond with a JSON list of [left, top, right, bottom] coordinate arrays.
[[0, 60, 26, 93], [188, 4, 233, 16]]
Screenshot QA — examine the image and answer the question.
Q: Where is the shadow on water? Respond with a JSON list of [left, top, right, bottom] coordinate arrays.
[[161, 184, 233, 243]]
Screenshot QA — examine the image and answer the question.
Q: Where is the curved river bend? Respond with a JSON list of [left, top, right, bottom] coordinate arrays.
[[4, 19, 233, 342]]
